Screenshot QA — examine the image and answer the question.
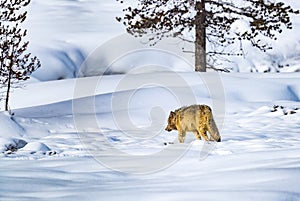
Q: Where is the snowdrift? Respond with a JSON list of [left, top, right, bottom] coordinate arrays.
[[1, 72, 300, 200], [1, 0, 300, 200]]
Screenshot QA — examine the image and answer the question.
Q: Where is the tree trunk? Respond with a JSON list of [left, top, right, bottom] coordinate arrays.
[[195, 0, 206, 72], [5, 68, 12, 111]]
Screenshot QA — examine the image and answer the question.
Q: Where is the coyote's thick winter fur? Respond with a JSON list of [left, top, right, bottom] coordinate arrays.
[[165, 105, 221, 143]]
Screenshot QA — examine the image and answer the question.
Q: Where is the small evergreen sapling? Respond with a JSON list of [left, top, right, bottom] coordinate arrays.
[[0, 0, 41, 112]]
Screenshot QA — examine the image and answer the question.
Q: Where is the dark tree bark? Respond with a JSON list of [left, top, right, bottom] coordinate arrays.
[[5, 68, 12, 111], [195, 0, 206, 72]]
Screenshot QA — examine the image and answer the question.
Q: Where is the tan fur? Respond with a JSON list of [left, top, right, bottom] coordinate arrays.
[[165, 105, 221, 143]]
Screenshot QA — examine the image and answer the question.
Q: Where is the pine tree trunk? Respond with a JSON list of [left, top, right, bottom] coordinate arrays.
[[195, 0, 206, 72], [5, 68, 12, 112]]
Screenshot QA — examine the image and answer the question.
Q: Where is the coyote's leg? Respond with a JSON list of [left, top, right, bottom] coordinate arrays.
[[193, 131, 202, 140], [197, 127, 209, 141], [178, 130, 186, 143]]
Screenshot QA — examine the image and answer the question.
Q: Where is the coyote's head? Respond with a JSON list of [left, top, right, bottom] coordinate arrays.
[[165, 111, 177, 132]]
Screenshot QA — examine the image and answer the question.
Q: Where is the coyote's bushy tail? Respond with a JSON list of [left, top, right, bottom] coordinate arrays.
[[207, 113, 221, 142]]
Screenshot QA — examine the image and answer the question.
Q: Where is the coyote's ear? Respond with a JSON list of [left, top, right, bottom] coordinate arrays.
[[170, 111, 175, 116]]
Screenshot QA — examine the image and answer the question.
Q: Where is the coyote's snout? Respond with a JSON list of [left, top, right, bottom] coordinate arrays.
[[165, 105, 221, 143]]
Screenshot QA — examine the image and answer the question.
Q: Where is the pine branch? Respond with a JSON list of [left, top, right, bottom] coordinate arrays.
[[0, 0, 41, 111], [116, 0, 299, 72]]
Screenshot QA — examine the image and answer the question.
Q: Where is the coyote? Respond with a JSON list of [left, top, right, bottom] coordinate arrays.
[[165, 105, 221, 143]]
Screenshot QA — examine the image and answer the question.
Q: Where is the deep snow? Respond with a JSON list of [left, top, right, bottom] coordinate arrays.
[[1, 0, 300, 200], [1, 72, 300, 200]]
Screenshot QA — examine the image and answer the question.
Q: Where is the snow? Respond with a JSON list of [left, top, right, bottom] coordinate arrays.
[[1, 0, 300, 200], [1, 72, 300, 200], [20, 142, 51, 154], [22, 0, 300, 81]]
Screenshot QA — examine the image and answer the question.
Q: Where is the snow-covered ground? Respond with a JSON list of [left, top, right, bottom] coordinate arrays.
[[1, 72, 300, 200], [1, 0, 300, 200]]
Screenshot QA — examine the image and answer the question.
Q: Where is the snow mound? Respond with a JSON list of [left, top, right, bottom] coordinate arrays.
[[20, 142, 55, 155], [31, 42, 85, 81], [0, 112, 25, 138], [78, 34, 194, 77]]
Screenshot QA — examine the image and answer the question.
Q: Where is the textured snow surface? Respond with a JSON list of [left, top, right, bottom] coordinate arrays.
[[1, 73, 300, 200], [0, 0, 300, 200]]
